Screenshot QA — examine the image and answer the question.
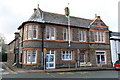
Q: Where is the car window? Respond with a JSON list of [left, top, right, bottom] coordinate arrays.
[[116, 61, 120, 63]]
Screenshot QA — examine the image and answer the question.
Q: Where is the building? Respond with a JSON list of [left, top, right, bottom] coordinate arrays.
[[110, 32, 120, 65], [7, 32, 20, 66], [8, 6, 112, 69]]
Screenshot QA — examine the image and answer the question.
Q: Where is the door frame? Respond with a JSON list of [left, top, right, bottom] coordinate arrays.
[[46, 50, 55, 69]]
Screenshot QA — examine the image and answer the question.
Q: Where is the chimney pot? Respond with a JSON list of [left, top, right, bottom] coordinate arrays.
[[34, 8, 37, 12]]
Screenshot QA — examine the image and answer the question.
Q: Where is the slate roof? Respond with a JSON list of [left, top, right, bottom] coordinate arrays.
[[18, 7, 93, 29]]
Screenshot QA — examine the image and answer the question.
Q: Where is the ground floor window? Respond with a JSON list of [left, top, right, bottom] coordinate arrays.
[[80, 50, 86, 62], [96, 51, 106, 64], [62, 51, 72, 60], [23, 50, 37, 64]]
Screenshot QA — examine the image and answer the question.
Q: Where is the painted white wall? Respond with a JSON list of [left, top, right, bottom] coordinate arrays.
[[111, 40, 120, 66]]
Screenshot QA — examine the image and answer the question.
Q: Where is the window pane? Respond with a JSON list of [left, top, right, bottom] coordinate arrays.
[[64, 29, 67, 40], [24, 51, 26, 64], [27, 50, 31, 63], [50, 55, 54, 62], [79, 31, 82, 41], [51, 50, 54, 54], [98, 32, 100, 42], [46, 27, 50, 39], [95, 31, 97, 41], [28, 25, 32, 39], [33, 26, 37, 38], [101, 32, 104, 42], [32, 50, 36, 63], [83, 31, 86, 41], [51, 27, 55, 40], [97, 55, 100, 64], [62, 51, 72, 60]]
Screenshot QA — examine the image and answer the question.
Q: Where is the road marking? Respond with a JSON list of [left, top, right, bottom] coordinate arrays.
[[77, 72, 89, 74], [66, 72, 73, 74], [58, 72, 65, 74], [58, 72, 74, 74]]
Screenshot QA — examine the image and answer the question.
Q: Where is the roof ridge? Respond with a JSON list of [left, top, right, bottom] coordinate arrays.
[[43, 11, 92, 21]]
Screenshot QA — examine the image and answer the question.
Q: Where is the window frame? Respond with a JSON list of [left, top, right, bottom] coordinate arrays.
[[79, 30, 86, 42], [23, 50, 37, 64], [94, 31, 105, 43], [24, 25, 38, 40], [46, 26, 56, 40], [96, 51, 106, 64], [62, 51, 72, 61], [63, 28, 68, 41]]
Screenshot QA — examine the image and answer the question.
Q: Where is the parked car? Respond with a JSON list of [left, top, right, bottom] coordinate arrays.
[[114, 60, 120, 70]]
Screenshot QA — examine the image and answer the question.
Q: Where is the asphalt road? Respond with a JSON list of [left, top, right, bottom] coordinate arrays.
[[1, 70, 119, 78], [1, 62, 120, 80]]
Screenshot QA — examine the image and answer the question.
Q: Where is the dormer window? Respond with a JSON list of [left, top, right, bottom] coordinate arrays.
[[24, 25, 38, 40]]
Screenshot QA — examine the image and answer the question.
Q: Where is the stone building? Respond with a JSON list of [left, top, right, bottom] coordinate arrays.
[[8, 6, 112, 69], [7, 32, 20, 66]]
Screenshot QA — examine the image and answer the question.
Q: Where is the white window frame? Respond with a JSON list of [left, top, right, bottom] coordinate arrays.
[[62, 51, 72, 60], [96, 51, 106, 64], [23, 50, 37, 64], [95, 31, 105, 43], [51, 27, 55, 40], [27, 25, 38, 39], [46, 26, 55, 40], [79, 31, 86, 42]]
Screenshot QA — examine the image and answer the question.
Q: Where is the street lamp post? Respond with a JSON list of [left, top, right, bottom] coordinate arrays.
[[41, 23, 46, 70]]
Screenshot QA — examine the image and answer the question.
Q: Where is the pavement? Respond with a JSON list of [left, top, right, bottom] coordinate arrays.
[[2, 62, 115, 73]]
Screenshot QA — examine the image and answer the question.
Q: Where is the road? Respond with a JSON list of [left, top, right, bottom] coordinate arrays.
[[1, 70, 119, 78], [1, 62, 120, 80]]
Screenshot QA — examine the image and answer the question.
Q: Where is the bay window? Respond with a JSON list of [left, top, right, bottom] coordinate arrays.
[[23, 50, 37, 64], [24, 25, 38, 40]]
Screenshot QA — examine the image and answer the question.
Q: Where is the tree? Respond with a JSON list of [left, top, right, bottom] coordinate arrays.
[[0, 33, 7, 62]]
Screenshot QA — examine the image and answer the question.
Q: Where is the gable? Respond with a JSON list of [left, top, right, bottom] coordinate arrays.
[[90, 16, 107, 27]]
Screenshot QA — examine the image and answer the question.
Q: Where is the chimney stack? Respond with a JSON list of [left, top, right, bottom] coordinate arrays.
[[14, 32, 20, 39]]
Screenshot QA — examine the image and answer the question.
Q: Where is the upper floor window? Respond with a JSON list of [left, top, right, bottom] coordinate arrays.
[[24, 25, 38, 40], [46, 26, 55, 40], [63, 28, 68, 41], [79, 30, 86, 42], [94, 31, 105, 42]]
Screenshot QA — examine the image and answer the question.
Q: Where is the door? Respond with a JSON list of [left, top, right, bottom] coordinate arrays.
[[46, 50, 55, 69]]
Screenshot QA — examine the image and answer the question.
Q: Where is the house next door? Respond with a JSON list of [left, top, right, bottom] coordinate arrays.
[[46, 50, 55, 69]]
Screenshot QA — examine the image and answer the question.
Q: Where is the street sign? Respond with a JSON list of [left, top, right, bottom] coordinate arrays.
[[44, 48, 47, 52]]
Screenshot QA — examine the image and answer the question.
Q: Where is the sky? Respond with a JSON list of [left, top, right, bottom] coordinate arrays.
[[0, 0, 119, 44]]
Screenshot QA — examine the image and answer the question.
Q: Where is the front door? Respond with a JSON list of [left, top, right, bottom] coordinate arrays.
[[46, 50, 55, 69]]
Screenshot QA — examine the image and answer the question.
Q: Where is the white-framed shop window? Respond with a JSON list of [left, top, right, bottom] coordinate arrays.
[[96, 51, 106, 64], [62, 51, 72, 60]]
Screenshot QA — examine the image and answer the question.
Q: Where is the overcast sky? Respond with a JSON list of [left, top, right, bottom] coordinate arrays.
[[0, 0, 119, 44]]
